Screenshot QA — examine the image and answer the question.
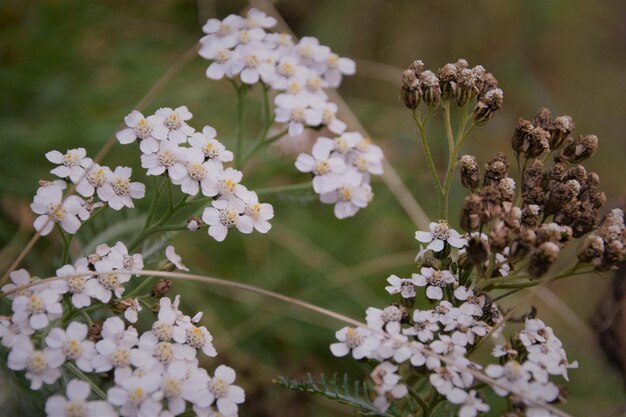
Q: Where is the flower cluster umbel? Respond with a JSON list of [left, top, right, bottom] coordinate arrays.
[[1, 245, 245, 417], [116, 106, 274, 242], [199, 8, 384, 220]]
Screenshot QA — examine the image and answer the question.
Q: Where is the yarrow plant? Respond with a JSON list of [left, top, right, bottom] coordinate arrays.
[[277, 58, 624, 416], [0, 7, 386, 416], [2, 6, 624, 417]]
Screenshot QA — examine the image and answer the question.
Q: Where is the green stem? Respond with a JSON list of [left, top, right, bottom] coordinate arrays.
[[126, 275, 156, 298], [484, 263, 591, 290], [78, 205, 107, 231], [241, 128, 288, 166], [414, 113, 443, 206], [408, 385, 429, 415], [145, 177, 165, 228], [64, 362, 107, 400], [79, 308, 94, 326], [56, 225, 73, 264], [255, 182, 313, 196], [234, 84, 248, 169]]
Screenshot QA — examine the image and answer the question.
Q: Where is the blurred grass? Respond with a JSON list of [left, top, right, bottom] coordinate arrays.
[[1, 0, 625, 416]]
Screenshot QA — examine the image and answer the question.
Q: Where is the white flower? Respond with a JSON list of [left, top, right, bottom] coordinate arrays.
[[271, 56, 308, 90], [137, 331, 186, 371], [403, 310, 440, 343], [98, 166, 145, 210], [332, 132, 361, 154], [76, 163, 112, 197], [330, 326, 380, 360], [45, 322, 96, 372], [166, 245, 189, 272], [201, 365, 245, 415], [7, 335, 63, 390], [108, 368, 163, 417], [415, 221, 468, 252], [116, 110, 169, 154], [31, 184, 83, 235], [173, 147, 220, 197], [295, 137, 346, 194], [141, 140, 187, 179], [92, 317, 146, 372], [350, 138, 384, 180], [319, 168, 371, 219], [45, 148, 93, 183], [240, 190, 274, 233], [155, 106, 195, 143], [200, 39, 240, 80], [182, 323, 217, 358], [370, 362, 408, 412], [45, 379, 116, 417], [385, 274, 420, 299], [123, 298, 142, 324], [233, 44, 276, 85], [216, 167, 247, 199], [295, 37, 330, 65], [108, 241, 144, 274], [188, 126, 233, 163], [2, 268, 48, 300], [202, 198, 253, 242], [320, 53, 356, 88], [84, 260, 130, 303], [201, 15, 244, 48], [157, 361, 210, 415], [413, 267, 456, 300], [244, 8, 276, 29], [51, 258, 92, 308], [152, 297, 187, 344], [12, 288, 63, 330], [449, 390, 490, 417], [366, 305, 403, 334], [320, 101, 346, 134], [275, 93, 324, 137]]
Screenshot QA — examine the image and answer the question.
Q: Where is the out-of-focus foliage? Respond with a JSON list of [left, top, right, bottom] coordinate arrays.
[[0, 0, 624, 415]]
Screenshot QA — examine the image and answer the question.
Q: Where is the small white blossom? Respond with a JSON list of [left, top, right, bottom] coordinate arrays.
[[415, 221, 468, 252], [275, 93, 324, 137], [295, 137, 346, 194], [188, 126, 233, 164], [155, 106, 195, 143], [385, 274, 420, 299], [45, 322, 96, 372], [45, 379, 116, 417], [12, 288, 63, 330], [116, 110, 168, 154], [8, 335, 63, 390], [31, 184, 83, 235], [45, 148, 93, 183], [98, 166, 145, 210], [413, 267, 457, 300], [202, 198, 253, 242], [76, 163, 111, 197], [166, 245, 189, 272], [330, 326, 380, 360], [240, 190, 274, 233]]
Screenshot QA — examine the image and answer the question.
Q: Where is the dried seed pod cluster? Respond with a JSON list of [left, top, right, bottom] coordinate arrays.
[[401, 58, 503, 125]]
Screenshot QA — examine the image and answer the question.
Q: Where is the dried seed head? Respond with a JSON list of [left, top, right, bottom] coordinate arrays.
[[529, 241, 560, 279], [401, 69, 420, 109], [467, 234, 490, 266], [597, 209, 625, 243], [509, 227, 536, 262], [561, 134, 598, 163], [419, 70, 442, 108], [577, 234, 605, 264], [533, 107, 552, 130], [499, 177, 516, 202], [489, 221, 511, 253], [461, 194, 484, 232], [480, 185, 504, 219], [521, 204, 541, 228], [502, 206, 522, 230], [409, 59, 425, 74], [549, 115, 574, 150], [437, 63, 458, 100], [483, 152, 509, 187], [459, 155, 480, 189], [456, 68, 479, 106], [602, 240, 625, 270], [512, 118, 534, 156], [480, 72, 499, 95], [512, 118, 550, 158], [473, 88, 503, 125]]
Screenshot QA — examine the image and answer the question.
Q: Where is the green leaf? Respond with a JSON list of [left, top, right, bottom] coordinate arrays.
[[274, 373, 400, 417]]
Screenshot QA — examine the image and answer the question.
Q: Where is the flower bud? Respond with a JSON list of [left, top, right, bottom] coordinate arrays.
[[459, 155, 480, 189], [88, 323, 103, 342], [561, 134, 598, 163], [187, 216, 203, 232], [549, 115, 574, 150], [151, 278, 172, 297]]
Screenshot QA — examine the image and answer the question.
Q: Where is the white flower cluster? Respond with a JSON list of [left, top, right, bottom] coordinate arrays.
[[199, 8, 355, 137], [116, 106, 274, 242], [32, 149, 145, 235], [330, 268, 575, 415], [295, 132, 382, 219], [1, 246, 246, 417]]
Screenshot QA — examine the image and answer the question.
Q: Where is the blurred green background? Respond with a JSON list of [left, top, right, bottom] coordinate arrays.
[[1, 0, 625, 416]]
